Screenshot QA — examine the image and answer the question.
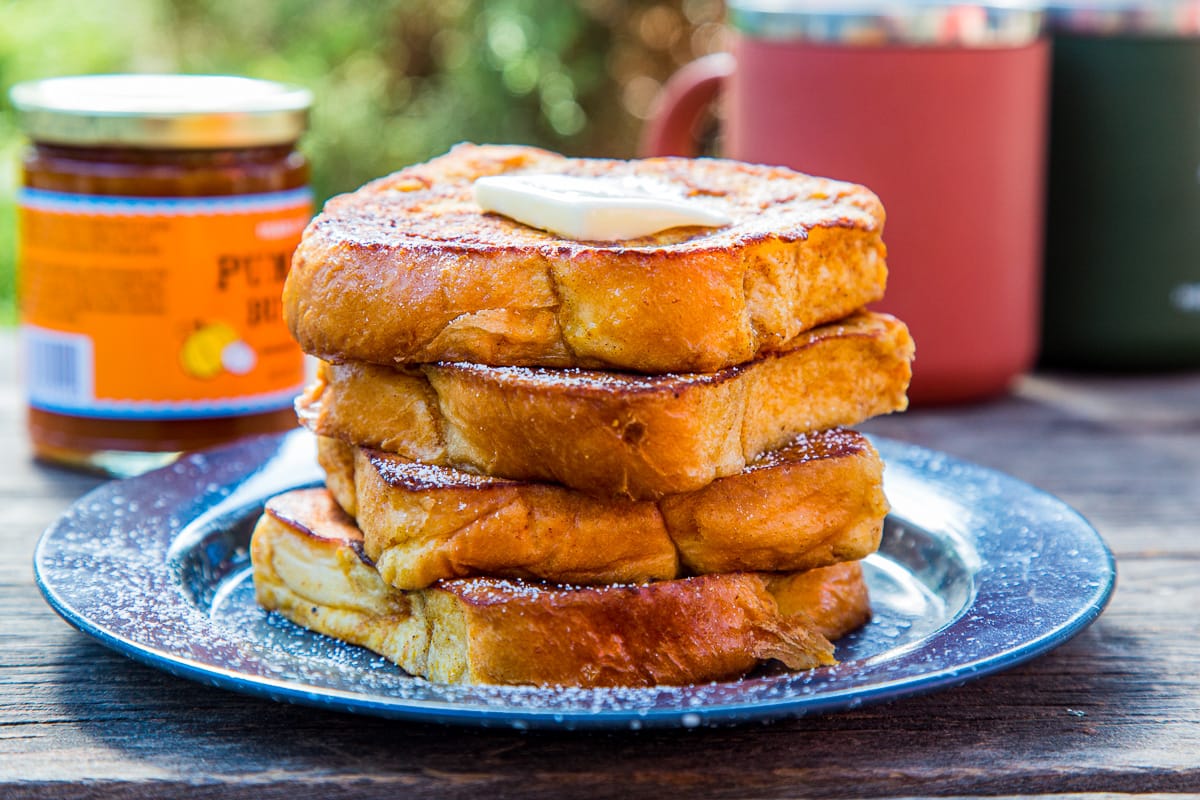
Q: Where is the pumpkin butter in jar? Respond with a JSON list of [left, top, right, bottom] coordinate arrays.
[[11, 75, 313, 476]]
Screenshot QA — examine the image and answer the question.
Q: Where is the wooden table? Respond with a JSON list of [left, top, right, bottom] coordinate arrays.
[[3, 331, 1199, 798]]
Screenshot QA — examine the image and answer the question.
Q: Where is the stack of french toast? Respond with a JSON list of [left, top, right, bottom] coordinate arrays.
[[250, 143, 915, 688]]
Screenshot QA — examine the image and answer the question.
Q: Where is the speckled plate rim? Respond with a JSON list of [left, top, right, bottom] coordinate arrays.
[[33, 431, 1116, 730]]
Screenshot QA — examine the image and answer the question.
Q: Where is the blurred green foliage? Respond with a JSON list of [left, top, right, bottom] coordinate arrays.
[[0, 0, 723, 325]]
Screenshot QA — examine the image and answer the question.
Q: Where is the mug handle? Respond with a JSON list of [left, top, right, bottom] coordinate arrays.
[[639, 53, 734, 157]]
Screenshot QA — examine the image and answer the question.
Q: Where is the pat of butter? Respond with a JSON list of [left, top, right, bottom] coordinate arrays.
[[473, 174, 731, 240]]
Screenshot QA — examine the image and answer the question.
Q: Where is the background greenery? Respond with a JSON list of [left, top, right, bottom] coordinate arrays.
[[0, 0, 724, 324]]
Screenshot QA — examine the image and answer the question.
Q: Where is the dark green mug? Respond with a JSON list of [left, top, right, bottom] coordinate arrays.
[[1042, 3, 1200, 369]]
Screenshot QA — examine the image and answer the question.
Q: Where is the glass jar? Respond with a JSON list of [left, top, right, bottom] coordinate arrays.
[[11, 74, 313, 476]]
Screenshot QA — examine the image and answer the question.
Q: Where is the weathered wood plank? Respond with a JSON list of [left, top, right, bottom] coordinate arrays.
[[1, 554, 1196, 796]]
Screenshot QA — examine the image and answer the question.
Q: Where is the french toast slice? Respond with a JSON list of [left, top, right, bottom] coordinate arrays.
[[317, 428, 886, 590], [250, 487, 871, 687], [284, 143, 887, 374], [298, 310, 913, 500]]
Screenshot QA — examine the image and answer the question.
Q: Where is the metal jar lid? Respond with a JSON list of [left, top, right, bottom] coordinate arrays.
[[728, 1, 1045, 46], [9, 74, 312, 149], [1043, 1, 1200, 35]]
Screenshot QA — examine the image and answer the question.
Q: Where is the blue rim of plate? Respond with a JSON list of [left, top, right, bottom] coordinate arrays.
[[33, 431, 1115, 730]]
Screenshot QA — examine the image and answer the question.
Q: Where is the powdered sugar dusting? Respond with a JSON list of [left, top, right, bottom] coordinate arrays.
[[33, 430, 1114, 730], [743, 428, 867, 473], [319, 144, 882, 255], [438, 360, 722, 393], [368, 450, 519, 491]]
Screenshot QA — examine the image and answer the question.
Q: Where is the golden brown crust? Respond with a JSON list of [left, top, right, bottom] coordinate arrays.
[[348, 440, 680, 590], [658, 430, 887, 575], [766, 562, 873, 641], [251, 488, 871, 687], [316, 429, 885, 589], [435, 573, 833, 687], [316, 432, 359, 518], [284, 143, 887, 373], [298, 310, 913, 500]]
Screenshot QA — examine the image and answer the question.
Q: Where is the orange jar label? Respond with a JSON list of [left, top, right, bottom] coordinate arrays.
[[18, 188, 312, 419]]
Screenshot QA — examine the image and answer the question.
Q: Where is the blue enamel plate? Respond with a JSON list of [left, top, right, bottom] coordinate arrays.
[[34, 431, 1115, 730]]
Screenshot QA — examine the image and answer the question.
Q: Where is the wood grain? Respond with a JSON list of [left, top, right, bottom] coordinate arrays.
[[1, 333, 1199, 799]]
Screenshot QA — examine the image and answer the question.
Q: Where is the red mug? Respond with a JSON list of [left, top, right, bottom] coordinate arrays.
[[643, 3, 1049, 405]]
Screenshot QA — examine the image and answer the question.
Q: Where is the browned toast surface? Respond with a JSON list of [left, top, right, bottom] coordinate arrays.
[[317, 428, 885, 589], [284, 143, 887, 373], [298, 310, 913, 499], [251, 488, 871, 687]]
